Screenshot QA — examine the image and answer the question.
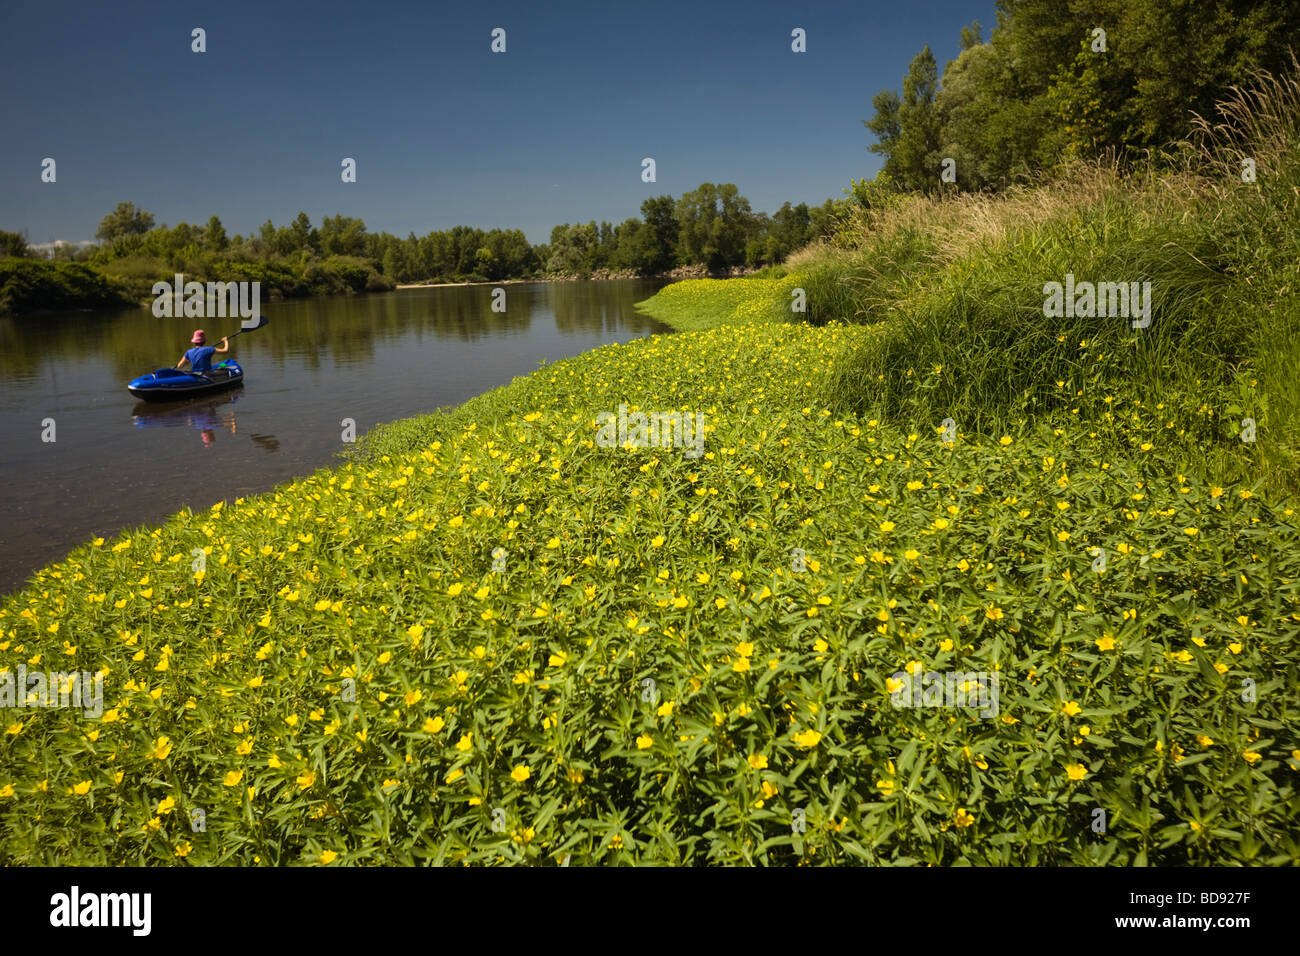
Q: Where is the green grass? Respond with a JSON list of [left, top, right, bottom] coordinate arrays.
[[3, 319, 1299, 865], [634, 276, 795, 331], [3, 69, 1299, 868], [763, 70, 1300, 498]]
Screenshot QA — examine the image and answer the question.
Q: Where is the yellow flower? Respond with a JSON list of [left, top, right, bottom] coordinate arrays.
[[406, 624, 425, 641], [296, 771, 316, 790], [998, 436, 1012, 446], [548, 652, 567, 667], [446, 582, 464, 597], [423, 716, 445, 734], [319, 850, 338, 865], [954, 808, 975, 828], [510, 764, 531, 783], [733, 657, 751, 673], [792, 729, 822, 749], [1065, 763, 1087, 781], [656, 700, 674, 717], [455, 733, 473, 752], [174, 842, 192, 858], [149, 736, 173, 760], [1095, 634, 1115, 651], [1062, 701, 1081, 716], [748, 754, 768, 770], [404, 689, 422, 707], [879, 521, 895, 533], [1243, 750, 1262, 763], [985, 606, 1004, 621], [222, 771, 243, 787], [635, 734, 654, 750], [904, 549, 920, 560], [444, 768, 464, 784], [71, 780, 91, 795]]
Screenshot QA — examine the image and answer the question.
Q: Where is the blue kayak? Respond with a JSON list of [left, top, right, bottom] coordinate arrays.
[[127, 360, 244, 402]]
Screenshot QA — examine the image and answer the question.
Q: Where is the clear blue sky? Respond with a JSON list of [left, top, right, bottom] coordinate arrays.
[[0, 0, 996, 245]]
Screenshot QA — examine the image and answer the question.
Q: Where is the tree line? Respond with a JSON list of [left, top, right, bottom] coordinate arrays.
[[864, 0, 1300, 194], [4, 181, 841, 296]]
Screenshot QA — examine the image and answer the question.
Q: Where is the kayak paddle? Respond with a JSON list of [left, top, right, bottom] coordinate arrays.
[[219, 315, 269, 340]]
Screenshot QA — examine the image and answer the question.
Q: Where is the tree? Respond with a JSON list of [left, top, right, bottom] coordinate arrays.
[[318, 215, 368, 257], [290, 212, 314, 253], [95, 202, 155, 242], [866, 46, 943, 193], [0, 230, 30, 257], [639, 196, 679, 272], [675, 183, 753, 271], [205, 215, 228, 252], [382, 246, 402, 281]]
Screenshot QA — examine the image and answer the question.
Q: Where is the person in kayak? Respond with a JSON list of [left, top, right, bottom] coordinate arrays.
[[177, 330, 229, 373]]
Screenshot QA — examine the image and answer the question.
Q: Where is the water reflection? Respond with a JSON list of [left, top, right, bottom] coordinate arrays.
[[0, 280, 671, 385], [131, 391, 257, 449], [1, 279, 673, 596]]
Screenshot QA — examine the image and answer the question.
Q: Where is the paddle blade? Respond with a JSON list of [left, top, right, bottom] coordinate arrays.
[[230, 316, 269, 336]]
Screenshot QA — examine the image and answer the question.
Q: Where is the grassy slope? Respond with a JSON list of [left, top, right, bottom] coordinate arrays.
[[4, 82, 1300, 867]]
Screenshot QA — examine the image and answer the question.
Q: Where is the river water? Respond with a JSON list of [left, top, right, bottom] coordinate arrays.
[[0, 279, 671, 595]]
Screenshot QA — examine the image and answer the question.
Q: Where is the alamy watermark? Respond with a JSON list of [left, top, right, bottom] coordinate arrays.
[[889, 668, 999, 718], [151, 273, 261, 324], [1042, 274, 1152, 329], [1, 665, 103, 718], [596, 404, 705, 458]]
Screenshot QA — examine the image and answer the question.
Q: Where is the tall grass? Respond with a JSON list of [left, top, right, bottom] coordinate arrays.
[[778, 64, 1300, 495]]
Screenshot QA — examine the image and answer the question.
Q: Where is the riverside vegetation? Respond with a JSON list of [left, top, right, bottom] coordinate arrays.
[[2, 68, 1299, 865], [0, 184, 838, 316]]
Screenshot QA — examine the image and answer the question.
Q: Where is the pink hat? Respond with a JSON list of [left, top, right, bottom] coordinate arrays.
[[191, 330, 207, 344]]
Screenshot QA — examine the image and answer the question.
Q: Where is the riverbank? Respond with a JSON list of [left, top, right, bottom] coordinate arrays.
[[396, 263, 764, 291], [4, 84, 1300, 863], [0, 280, 669, 599], [3, 297, 1298, 864]]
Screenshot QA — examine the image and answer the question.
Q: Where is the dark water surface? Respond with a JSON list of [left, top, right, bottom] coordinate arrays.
[[0, 279, 671, 595]]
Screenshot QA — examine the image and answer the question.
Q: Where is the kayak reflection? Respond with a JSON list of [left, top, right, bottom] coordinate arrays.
[[130, 392, 277, 452]]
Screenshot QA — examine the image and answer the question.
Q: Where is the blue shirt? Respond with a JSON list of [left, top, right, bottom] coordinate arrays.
[[185, 346, 216, 371]]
